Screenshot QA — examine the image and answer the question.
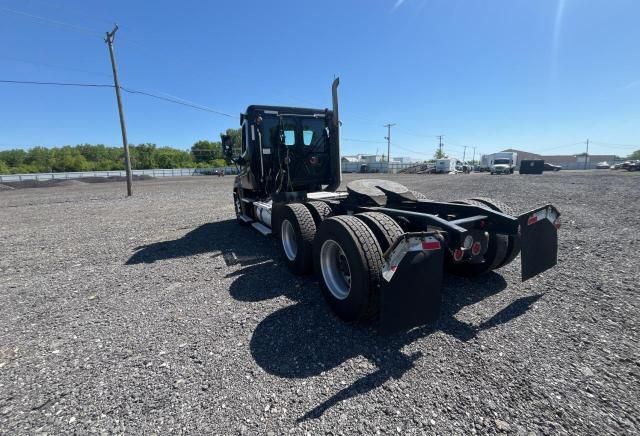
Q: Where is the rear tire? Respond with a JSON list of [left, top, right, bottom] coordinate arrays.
[[356, 212, 403, 252], [314, 216, 384, 322], [305, 201, 332, 226], [469, 197, 521, 268], [445, 199, 508, 277], [279, 204, 316, 275]]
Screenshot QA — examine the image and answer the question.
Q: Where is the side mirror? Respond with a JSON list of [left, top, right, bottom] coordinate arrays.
[[222, 134, 245, 166], [221, 134, 234, 160]]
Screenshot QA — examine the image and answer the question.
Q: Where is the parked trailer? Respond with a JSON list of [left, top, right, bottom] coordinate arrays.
[[435, 158, 458, 173], [519, 159, 545, 174], [224, 79, 560, 333]]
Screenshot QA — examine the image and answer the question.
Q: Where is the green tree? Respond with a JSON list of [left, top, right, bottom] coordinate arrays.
[[434, 149, 448, 159], [0, 159, 9, 174], [155, 147, 194, 168], [0, 149, 27, 167], [191, 140, 222, 163], [25, 146, 53, 172], [50, 146, 90, 172], [628, 150, 640, 160], [130, 143, 157, 169]]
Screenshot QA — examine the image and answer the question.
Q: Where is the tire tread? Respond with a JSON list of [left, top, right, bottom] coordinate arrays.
[[355, 212, 403, 252]]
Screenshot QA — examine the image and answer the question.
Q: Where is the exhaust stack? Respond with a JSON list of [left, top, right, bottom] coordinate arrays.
[[327, 77, 342, 191]]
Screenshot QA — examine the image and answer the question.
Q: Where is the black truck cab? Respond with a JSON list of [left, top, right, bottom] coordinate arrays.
[[234, 105, 339, 196]]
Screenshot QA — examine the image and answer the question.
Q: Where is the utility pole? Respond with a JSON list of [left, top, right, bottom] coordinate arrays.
[[384, 123, 395, 174], [584, 138, 589, 170], [105, 24, 133, 196], [462, 145, 467, 162], [472, 146, 476, 164], [437, 135, 444, 157]]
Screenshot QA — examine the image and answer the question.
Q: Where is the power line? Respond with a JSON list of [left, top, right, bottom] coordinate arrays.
[[342, 137, 386, 144], [535, 141, 591, 153], [590, 140, 638, 149], [0, 79, 234, 117], [0, 79, 112, 88], [0, 56, 112, 78], [392, 144, 431, 156], [0, 6, 154, 55], [120, 87, 234, 117], [0, 7, 103, 36]]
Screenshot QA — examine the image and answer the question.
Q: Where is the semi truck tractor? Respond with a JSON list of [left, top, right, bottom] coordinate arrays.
[[222, 79, 560, 333]]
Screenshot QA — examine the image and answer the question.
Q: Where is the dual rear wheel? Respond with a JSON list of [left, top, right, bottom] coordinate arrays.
[[277, 203, 404, 322], [445, 197, 520, 276], [276, 195, 519, 322]]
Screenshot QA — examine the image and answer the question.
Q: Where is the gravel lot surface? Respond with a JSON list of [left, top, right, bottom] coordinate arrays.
[[1, 171, 638, 435]]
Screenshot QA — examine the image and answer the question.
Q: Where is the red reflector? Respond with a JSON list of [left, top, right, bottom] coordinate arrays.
[[453, 248, 464, 262], [554, 219, 561, 229], [527, 215, 538, 226], [422, 241, 441, 250], [391, 265, 397, 271], [471, 241, 482, 256]]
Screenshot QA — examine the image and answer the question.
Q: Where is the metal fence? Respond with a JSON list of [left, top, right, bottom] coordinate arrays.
[[1, 161, 622, 183], [341, 161, 417, 174], [0, 167, 239, 183]]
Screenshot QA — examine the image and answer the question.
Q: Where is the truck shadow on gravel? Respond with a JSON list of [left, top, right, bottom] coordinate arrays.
[[126, 220, 277, 267], [125, 220, 542, 422], [243, 266, 543, 421]]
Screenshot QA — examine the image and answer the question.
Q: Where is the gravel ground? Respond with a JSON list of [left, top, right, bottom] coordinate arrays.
[[0, 171, 638, 435]]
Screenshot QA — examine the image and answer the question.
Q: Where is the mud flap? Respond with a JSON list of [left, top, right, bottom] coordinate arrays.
[[379, 234, 444, 334], [519, 205, 560, 281]]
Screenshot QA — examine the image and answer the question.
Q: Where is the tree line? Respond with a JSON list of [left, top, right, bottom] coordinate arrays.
[[0, 128, 241, 174]]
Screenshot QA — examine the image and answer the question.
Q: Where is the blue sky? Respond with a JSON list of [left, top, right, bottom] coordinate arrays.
[[0, 0, 638, 160]]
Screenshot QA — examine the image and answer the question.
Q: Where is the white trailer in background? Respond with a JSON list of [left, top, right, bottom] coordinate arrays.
[[435, 158, 458, 173]]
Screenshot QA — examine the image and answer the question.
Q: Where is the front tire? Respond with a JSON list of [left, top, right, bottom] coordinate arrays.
[[314, 216, 384, 322]]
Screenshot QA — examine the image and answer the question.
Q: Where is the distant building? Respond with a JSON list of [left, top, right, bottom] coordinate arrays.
[[481, 148, 618, 170], [391, 156, 420, 164], [341, 154, 382, 163], [341, 156, 361, 163]]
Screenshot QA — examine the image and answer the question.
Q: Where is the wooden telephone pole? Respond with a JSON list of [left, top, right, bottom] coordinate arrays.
[[384, 123, 395, 174], [105, 25, 133, 196]]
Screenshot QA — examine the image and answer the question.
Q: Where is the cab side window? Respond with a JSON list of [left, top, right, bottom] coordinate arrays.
[[284, 129, 295, 146], [281, 118, 298, 147]]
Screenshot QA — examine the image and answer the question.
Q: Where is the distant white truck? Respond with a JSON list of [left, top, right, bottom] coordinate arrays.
[[435, 158, 458, 174], [481, 152, 517, 174]]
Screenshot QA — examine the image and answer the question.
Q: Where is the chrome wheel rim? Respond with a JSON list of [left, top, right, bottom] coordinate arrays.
[[281, 219, 297, 261], [320, 239, 351, 300]]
